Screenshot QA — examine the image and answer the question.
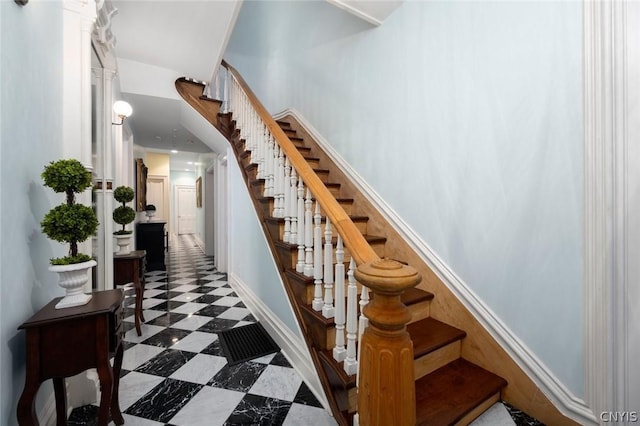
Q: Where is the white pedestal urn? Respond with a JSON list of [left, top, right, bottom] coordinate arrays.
[[114, 234, 132, 255], [49, 259, 97, 309]]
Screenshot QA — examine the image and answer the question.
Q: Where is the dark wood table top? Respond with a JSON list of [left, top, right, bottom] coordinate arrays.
[[18, 289, 124, 329]]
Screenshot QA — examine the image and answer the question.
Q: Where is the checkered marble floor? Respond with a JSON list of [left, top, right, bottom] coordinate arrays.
[[68, 235, 337, 426]]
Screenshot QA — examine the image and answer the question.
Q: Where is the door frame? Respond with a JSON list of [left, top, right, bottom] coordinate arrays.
[[174, 184, 197, 235]]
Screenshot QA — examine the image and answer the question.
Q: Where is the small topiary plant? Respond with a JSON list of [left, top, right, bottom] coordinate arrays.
[[113, 186, 136, 235], [40, 159, 99, 265]]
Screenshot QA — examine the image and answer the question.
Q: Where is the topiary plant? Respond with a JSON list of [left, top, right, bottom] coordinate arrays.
[[113, 185, 136, 235], [40, 159, 99, 265]]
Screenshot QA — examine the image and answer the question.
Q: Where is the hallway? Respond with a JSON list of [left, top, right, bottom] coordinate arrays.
[[68, 235, 336, 425]]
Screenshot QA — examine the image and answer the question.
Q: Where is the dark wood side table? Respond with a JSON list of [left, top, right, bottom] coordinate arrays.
[[113, 249, 146, 336], [17, 289, 125, 426]]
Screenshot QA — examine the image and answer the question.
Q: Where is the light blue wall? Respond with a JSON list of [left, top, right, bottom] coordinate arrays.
[[1, 1, 66, 423], [225, 0, 584, 395], [228, 155, 300, 333]]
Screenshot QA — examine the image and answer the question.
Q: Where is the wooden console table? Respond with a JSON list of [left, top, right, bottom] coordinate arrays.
[[17, 289, 125, 426], [113, 249, 146, 336], [136, 221, 166, 271]]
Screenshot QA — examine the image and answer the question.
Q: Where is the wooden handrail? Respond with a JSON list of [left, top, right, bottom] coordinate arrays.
[[222, 60, 379, 266]]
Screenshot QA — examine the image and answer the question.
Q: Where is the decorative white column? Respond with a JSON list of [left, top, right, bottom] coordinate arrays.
[[61, 0, 98, 411]]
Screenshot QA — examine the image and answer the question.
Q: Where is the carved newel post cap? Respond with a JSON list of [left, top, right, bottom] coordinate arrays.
[[355, 258, 421, 295]]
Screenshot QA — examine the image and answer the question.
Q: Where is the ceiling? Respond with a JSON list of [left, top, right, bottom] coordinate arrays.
[[107, 0, 402, 172], [109, 0, 241, 171]]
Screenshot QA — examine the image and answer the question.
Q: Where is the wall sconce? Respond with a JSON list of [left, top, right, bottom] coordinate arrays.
[[15, 0, 28, 6], [112, 100, 133, 125]]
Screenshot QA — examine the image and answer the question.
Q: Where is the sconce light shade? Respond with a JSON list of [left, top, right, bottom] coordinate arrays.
[[113, 100, 133, 119]]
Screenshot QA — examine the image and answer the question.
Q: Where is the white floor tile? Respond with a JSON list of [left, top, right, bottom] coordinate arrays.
[[141, 298, 165, 310], [169, 353, 228, 384], [170, 280, 198, 287], [282, 403, 337, 426], [143, 289, 165, 298], [217, 307, 251, 321], [168, 386, 245, 426], [121, 344, 165, 371], [209, 287, 234, 296], [212, 296, 241, 307], [470, 403, 515, 425], [118, 372, 165, 410], [120, 413, 165, 426], [170, 302, 209, 315], [123, 324, 165, 344], [170, 331, 218, 352], [170, 292, 201, 303], [248, 364, 302, 402], [170, 315, 214, 331]]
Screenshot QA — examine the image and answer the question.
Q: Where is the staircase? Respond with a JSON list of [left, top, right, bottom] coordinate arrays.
[[176, 69, 508, 425]]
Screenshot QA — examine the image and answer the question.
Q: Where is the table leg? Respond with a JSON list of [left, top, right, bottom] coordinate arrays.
[[53, 378, 67, 426], [140, 272, 146, 322], [134, 284, 142, 336], [17, 377, 41, 426], [110, 344, 125, 425]]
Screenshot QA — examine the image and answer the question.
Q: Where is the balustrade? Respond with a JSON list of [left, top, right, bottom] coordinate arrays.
[[219, 61, 421, 426]]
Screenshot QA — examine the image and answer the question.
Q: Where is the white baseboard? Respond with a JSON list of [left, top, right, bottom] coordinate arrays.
[[39, 392, 57, 426], [228, 272, 331, 411], [273, 108, 597, 425], [193, 234, 205, 252]]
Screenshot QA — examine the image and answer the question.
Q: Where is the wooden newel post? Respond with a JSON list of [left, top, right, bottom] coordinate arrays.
[[355, 258, 421, 426]]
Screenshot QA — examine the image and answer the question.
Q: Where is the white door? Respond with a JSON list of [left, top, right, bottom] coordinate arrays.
[[177, 186, 196, 235], [147, 176, 168, 221]]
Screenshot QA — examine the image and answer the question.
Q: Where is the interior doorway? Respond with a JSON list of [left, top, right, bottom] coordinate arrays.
[[147, 175, 169, 222], [175, 185, 196, 235]]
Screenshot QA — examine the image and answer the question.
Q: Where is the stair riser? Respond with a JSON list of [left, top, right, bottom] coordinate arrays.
[[300, 307, 336, 350], [407, 300, 431, 325], [414, 341, 461, 381], [454, 393, 501, 426]]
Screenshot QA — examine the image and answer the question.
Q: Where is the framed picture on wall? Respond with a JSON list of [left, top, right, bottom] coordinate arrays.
[[196, 177, 202, 208], [135, 158, 148, 212]]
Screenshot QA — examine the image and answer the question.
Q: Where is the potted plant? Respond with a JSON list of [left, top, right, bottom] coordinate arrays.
[[113, 185, 136, 254], [40, 159, 99, 309], [144, 204, 156, 221]]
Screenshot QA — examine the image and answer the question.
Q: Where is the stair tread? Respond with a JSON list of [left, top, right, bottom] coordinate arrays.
[[407, 317, 466, 358], [415, 358, 507, 426], [276, 120, 291, 128], [401, 287, 434, 305]]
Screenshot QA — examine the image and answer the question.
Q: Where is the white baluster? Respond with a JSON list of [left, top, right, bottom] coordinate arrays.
[[303, 189, 314, 276], [274, 147, 285, 217], [283, 158, 291, 242], [264, 136, 274, 197], [296, 178, 306, 274], [257, 124, 266, 179], [290, 168, 298, 245], [356, 284, 370, 384], [333, 236, 346, 362], [322, 218, 335, 318], [312, 202, 324, 311], [344, 259, 358, 375], [272, 144, 279, 213]]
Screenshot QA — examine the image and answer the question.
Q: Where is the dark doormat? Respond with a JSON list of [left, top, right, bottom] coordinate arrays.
[[218, 322, 279, 365]]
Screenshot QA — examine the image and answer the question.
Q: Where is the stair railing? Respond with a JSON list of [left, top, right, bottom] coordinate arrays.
[[220, 61, 421, 426]]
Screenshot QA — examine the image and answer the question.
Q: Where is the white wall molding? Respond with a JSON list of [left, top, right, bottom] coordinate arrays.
[[274, 108, 598, 425], [584, 0, 639, 419], [228, 272, 331, 411]]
